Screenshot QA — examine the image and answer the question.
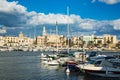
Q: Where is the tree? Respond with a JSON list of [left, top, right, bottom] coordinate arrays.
[[107, 40, 111, 48], [33, 38, 37, 45], [88, 41, 94, 48], [81, 41, 86, 48], [97, 40, 102, 47], [66, 39, 74, 47], [94, 37, 97, 47]]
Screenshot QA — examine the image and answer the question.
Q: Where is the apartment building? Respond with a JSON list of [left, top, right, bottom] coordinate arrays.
[[0, 36, 4, 46], [36, 36, 47, 47], [103, 34, 117, 48]]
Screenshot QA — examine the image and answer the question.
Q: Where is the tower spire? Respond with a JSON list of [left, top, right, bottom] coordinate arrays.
[[42, 26, 46, 36]]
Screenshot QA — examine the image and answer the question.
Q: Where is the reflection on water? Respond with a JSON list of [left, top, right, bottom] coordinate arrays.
[[0, 51, 119, 80], [84, 74, 120, 80]]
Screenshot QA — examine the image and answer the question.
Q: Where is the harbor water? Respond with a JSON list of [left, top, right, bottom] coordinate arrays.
[[0, 51, 119, 80]]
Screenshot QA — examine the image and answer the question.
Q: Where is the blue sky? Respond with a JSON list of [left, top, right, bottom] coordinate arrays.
[[8, 0, 120, 20], [0, 0, 120, 38]]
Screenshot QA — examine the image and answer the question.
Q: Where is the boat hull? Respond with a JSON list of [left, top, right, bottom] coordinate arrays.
[[84, 68, 120, 77], [67, 61, 80, 72]]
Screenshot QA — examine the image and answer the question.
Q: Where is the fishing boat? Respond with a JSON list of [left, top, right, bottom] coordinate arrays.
[[77, 60, 120, 77]]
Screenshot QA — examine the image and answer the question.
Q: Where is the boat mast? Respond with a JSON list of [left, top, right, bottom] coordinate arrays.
[[34, 26, 36, 41], [56, 21, 58, 52], [67, 6, 70, 54]]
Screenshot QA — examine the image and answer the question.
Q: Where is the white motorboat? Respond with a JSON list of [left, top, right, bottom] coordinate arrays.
[[77, 60, 120, 77], [40, 53, 59, 66], [89, 55, 116, 61], [47, 60, 59, 66]]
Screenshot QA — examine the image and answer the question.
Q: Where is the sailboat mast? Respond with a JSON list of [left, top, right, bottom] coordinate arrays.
[[67, 6, 70, 54], [56, 21, 58, 52], [34, 26, 36, 39]]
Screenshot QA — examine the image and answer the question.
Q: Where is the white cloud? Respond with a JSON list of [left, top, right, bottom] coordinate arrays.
[[28, 13, 78, 26], [0, 0, 120, 37], [99, 0, 120, 4], [0, 0, 26, 14], [78, 19, 97, 30], [92, 0, 120, 4], [0, 29, 6, 33], [0, 0, 28, 27], [112, 19, 120, 30]]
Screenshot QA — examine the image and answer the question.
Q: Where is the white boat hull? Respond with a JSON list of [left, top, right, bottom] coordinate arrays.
[[80, 65, 120, 77], [47, 60, 59, 66]]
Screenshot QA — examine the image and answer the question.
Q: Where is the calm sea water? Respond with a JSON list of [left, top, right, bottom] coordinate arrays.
[[0, 51, 119, 80]]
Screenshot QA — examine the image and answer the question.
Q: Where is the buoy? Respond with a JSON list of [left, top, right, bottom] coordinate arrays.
[[41, 53, 44, 57], [66, 68, 70, 73]]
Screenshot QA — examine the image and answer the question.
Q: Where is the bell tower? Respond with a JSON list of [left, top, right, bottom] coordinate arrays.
[[42, 26, 46, 36]]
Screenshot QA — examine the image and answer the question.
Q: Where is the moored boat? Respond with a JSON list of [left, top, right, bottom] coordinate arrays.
[[66, 61, 80, 72], [47, 60, 59, 66], [77, 60, 120, 77]]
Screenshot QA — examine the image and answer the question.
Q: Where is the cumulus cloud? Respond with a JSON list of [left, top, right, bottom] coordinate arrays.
[[0, 29, 6, 34], [0, 0, 120, 37], [0, 25, 6, 33], [92, 0, 120, 4], [0, 0, 28, 27], [99, 0, 120, 4], [28, 13, 73, 26], [0, 0, 26, 13], [112, 19, 120, 30], [78, 19, 98, 30]]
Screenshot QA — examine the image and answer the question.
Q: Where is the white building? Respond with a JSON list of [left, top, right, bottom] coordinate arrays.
[[0, 36, 4, 46], [18, 32, 33, 46], [94, 36, 104, 44], [103, 34, 117, 44], [82, 34, 94, 44]]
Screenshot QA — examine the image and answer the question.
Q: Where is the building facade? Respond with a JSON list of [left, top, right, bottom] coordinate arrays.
[[0, 36, 4, 46], [103, 34, 117, 48], [36, 36, 47, 47]]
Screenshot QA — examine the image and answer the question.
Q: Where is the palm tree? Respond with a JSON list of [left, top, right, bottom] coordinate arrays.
[[94, 37, 97, 47], [97, 40, 102, 47], [88, 41, 94, 48], [82, 41, 86, 48], [107, 40, 111, 48]]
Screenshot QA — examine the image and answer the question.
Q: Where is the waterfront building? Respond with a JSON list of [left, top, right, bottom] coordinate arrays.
[[116, 40, 120, 48], [36, 36, 47, 47], [94, 36, 104, 47], [81, 34, 95, 48], [59, 35, 67, 48], [0, 36, 4, 46], [36, 26, 47, 47], [46, 34, 60, 47], [70, 36, 82, 48], [0, 29, 119, 49], [103, 34, 117, 44], [38, 34, 66, 48], [3, 36, 19, 46], [82, 34, 94, 43], [18, 32, 34, 46], [103, 34, 117, 48]]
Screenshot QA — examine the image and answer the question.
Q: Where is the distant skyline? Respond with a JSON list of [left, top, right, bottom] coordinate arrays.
[[0, 0, 120, 38]]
